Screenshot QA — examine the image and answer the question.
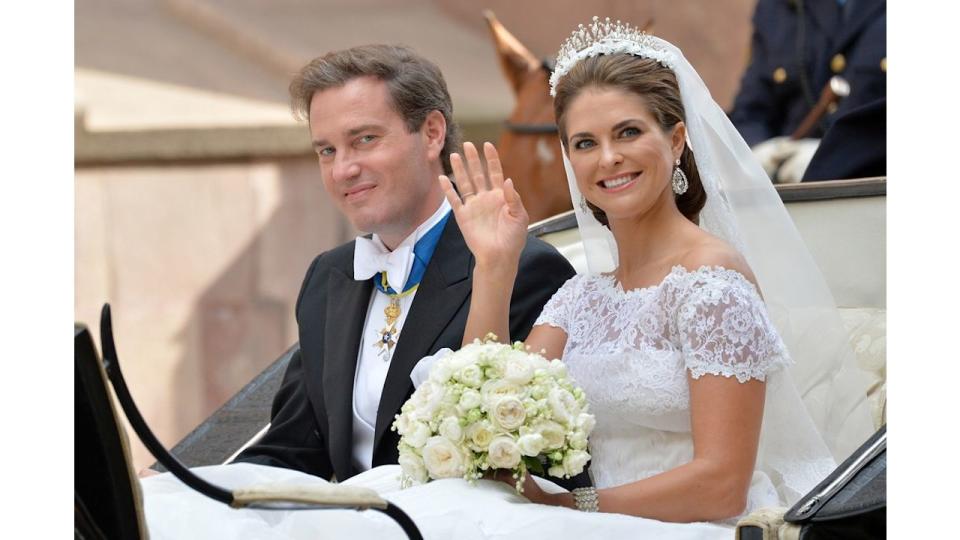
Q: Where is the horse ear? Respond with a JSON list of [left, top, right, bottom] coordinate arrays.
[[641, 17, 656, 34], [484, 10, 540, 96]]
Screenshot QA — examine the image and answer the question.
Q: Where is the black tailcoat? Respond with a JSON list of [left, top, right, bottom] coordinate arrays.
[[236, 219, 580, 484]]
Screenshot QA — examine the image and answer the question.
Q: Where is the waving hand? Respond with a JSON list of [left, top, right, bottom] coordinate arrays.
[[439, 142, 529, 268]]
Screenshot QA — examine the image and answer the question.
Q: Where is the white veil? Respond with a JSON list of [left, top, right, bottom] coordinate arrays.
[[550, 20, 874, 503]]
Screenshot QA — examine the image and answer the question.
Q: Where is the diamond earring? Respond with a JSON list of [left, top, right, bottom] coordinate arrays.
[[672, 159, 688, 195]]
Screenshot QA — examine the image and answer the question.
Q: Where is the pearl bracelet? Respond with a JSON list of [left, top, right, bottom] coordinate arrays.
[[571, 487, 599, 512]]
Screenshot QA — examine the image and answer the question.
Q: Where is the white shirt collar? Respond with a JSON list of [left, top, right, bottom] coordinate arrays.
[[369, 198, 451, 254]]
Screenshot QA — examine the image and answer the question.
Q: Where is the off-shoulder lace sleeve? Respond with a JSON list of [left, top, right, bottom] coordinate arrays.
[[674, 268, 791, 382], [533, 274, 582, 332]]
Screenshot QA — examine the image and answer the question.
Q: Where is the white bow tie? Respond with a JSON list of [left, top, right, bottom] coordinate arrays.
[[353, 236, 414, 292]]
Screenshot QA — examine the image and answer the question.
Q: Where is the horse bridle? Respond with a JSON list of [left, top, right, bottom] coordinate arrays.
[[502, 58, 559, 135]]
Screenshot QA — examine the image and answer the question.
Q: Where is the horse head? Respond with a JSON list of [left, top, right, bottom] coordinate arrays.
[[484, 11, 570, 223]]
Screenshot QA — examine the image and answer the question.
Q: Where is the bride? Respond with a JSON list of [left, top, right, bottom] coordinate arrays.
[[142, 18, 872, 539]]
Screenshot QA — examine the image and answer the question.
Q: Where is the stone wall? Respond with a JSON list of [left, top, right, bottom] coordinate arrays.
[[75, 156, 349, 470]]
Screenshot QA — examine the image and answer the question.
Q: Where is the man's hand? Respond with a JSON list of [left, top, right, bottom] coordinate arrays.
[[751, 137, 820, 183], [751, 136, 793, 179], [777, 138, 819, 183]]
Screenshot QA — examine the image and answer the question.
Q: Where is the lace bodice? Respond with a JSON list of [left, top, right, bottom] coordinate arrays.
[[534, 265, 794, 510]]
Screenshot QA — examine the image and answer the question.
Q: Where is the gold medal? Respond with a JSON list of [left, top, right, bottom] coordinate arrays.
[[372, 274, 419, 361], [384, 299, 401, 325], [375, 296, 402, 360]]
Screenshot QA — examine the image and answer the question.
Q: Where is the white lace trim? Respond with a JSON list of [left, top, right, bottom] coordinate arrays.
[[535, 265, 791, 384]]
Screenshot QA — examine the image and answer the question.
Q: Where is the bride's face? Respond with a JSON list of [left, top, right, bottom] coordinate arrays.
[[564, 86, 685, 223]]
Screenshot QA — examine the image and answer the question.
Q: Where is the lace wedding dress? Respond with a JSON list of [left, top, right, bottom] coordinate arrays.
[[533, 268, 834, 509], [141, 265, 834, 539]]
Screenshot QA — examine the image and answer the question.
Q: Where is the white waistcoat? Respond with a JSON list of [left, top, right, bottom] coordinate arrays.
[[350, 200, 451, 472]]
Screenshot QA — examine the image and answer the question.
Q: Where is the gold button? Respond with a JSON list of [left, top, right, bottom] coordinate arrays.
[[773, 67, 787, 84], [827, 102, 838, 114], [831, 54, 846, 73], [880, 57, 887, 72]]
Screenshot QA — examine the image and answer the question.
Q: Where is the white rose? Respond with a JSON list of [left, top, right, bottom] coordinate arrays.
[[502, 351, 535, 385], [548, 464, 566, 478], [568, 430, 588, 450], [441, 387, 461, 408], [421, 436, 467, 479], [446, 352, 473, 372], [429, 358, 454, 383], [547, 387, 577, 425], [405, 421, 432, 449], [575, 412, 596, 434], [458, 388, 482, 412], [546, 359, 567, 379], [393, 413, 411, 435], [491, 396, 526, 431], [456, 364, 484, 388], [439, 416, 463, 442], [533, 420, 566, 450], [481, 379, 523, 411], [517, 433, 546, 457], [529, 382, 549, 400], [465, 420, 495, 452], [417, 381, 446, 419], [481, 342, 505, 360], [522, 397, 540, 418], [563, 450, 591, 477], [398, 450, 428, 484], [483, 356, 504, 380], [487, 436, 522, 470], [528, 354, 550, 371]]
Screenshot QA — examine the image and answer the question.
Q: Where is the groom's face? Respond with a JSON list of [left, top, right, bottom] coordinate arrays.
[[309, 76, 445, 247]]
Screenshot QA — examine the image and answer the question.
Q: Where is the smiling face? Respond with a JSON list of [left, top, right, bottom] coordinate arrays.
[[309, 76, 446, 247], [563, 86, 685, 224]]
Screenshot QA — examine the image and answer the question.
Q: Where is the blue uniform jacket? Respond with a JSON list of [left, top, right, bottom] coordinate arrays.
[[729, 0, 886, 146]]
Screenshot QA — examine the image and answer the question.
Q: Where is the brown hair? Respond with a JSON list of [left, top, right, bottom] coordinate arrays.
[[553, 54, 707, 224], [290, 44, 461, 174]]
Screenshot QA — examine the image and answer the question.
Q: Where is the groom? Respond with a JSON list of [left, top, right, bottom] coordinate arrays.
[[235, 44, 582, 485]]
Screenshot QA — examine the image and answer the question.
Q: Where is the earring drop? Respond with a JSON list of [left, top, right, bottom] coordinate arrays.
[[672, 159, 688, 195]]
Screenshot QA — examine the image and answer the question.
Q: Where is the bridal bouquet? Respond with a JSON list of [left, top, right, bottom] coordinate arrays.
[[392, 336, 595, 492]]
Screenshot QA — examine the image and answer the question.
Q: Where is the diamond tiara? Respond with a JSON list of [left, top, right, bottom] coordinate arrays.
[[549, 16, 675, 96]]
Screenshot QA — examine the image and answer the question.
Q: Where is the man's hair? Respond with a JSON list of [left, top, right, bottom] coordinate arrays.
[[290, 44, 461, 174]]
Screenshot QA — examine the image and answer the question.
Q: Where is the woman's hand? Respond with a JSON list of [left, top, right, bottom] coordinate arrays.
[[440, 142, 529, 269], [489, 468, 556, 506]]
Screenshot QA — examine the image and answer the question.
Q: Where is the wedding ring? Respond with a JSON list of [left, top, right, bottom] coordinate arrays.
[[461, 191, 476, 200]]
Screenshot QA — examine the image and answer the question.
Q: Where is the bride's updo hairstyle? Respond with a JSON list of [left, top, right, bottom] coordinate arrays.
[[553, 54, 707, 225]]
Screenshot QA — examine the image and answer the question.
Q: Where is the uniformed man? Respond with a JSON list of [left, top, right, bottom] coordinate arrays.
[[729, 0, 886, 182]]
